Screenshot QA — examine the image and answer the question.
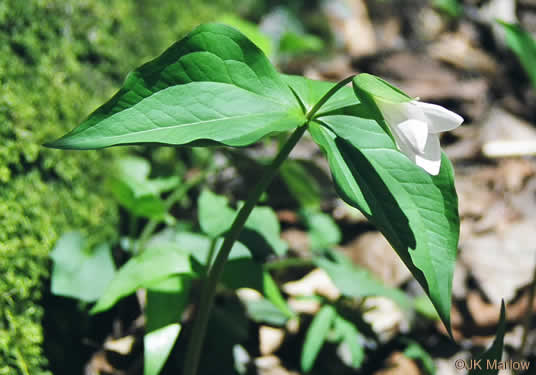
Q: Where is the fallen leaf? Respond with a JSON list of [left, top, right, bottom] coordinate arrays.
[[103, 335, 136, 355], [259, 326, 286, 355], [283, 268, 340, 300], [322, 0, 377, 57], [374, 352, 422, 375], [340, 232, 412, 287]]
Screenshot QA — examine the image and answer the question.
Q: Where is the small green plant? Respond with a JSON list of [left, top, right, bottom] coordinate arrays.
[[46, 23, 472, 374], [299, 247, 411, 372], [498, 20, 536, 89], [433, 0, 462, 18]]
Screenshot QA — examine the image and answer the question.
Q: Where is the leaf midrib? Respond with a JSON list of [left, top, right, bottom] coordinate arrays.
[[78, 83, 302, 141]]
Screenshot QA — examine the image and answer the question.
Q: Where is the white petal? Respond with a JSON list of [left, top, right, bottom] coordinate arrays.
[[416, 102, 464, 133], [414, 133, 441, 175], [390, 126, 417, 163], [374, 100, 408, 126], [396, 119, 429, 154]]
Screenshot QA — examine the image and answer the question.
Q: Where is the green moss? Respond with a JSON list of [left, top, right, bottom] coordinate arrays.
[[0, 1, 232, 374]]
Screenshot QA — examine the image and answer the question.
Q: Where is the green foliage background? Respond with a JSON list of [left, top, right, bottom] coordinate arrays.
[[0, 1, 232, 373]]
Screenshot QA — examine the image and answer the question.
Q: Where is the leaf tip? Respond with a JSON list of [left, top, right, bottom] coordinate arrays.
[[43, 136, 70, 149], [89, 303, 103, 315], [44, 133, 88, 150]]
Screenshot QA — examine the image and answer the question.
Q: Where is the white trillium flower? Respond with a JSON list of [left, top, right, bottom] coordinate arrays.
[[374, 99, 464, 175]]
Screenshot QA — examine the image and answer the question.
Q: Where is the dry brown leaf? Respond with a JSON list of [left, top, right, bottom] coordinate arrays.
[[340, 232, 411, 287], [480, 108, 536, 154], [304, 55, 355, 81], [373, 52, 489, 120], [467, 290, 536, 327], [281, 229, 310, 257], [282, 268, 340, 300], [85, 351, 116, 375], [374, 352, 422, 375], [362, 297, 408, 342], [428, 31, 498, 74], [103, 335, 136, 355], [255, 356, 300, 375], [444, 126, 481, 160], [259, 326, 285, 356], [323, 0, 377, 57], [460, 221, 536, 304], [417, 8, 447, 41]]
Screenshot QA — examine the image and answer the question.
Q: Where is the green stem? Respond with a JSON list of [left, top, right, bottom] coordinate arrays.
[[136, 167, 214, 253], [183, 76, 354, 375], [306, 75, 355, 120], [264, 257, 314, 271], [14, 348, 30, 375], [129, 214, 138, 239], [183, 125, 307, 375], [205, 238, 218, 274]]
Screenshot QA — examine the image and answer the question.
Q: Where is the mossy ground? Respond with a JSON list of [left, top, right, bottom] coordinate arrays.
[[0, 1, 232, 373]]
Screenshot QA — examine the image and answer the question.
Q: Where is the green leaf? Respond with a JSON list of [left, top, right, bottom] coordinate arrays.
[[301, 304, 337, 372], [91, 246, 194, 314], [198, 189, 235, 238], [314, 249, 410, 309], [149, 230, 250, 270], [49, 82, 304, 149], [47, 23, 304, 150], [303, 210, 341, 251], [280, 159, 323, 210], [114, 156, 180, 196], [219, 242, 294, 317], [402, 339, 436, 375], [279, 32, 324, 55], [282, 74, 357, 116], [145, 325, 180, 375], [498, 21, 536, 89], [309, 117, 459, 333], [177, 232, 212, 265], [220, 248, 264, 290], [219, 15, 274, 58], [260, 6, 323, 57], [434, 0, 462, 17], [353, 73, 412, 103], [244, 205, 288, 257], [144, 276, 191, 375], [469, 301, 507, 375], [201, 302, 250, 374], [110, 156, 180, 219], [198, 189, 287, 257], [243, 298, 289, 326], [50, 232, 116, 302], [414, 295, 440, 320], [262, 271, 295, 318], [149, 230, 294, 318], [333, 315, 365, 369]]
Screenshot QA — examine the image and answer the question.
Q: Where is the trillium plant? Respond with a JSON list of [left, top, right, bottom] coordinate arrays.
[[47, 23, 464, 375]]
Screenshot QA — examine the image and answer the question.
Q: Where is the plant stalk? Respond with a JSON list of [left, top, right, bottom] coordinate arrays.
[[183, 125, 307, 375], [205, 238, 218, 273], [183, 75, 355, 375], [306, 75, 355, 120], [264, 257, 314, 271]]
